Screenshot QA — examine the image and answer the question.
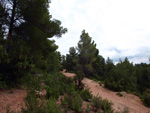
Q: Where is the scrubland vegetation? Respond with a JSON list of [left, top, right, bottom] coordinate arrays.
[[0, 0, 150, 112]]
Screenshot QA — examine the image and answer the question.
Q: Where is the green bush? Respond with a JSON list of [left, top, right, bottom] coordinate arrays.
[[80, 88, 92, 101], [71, 93, 82, 112], [101, 99, 113, 113], [45, 73, 76, 99], [104, 78, 122, 92], [122, 107, 129, 113], [91, 96, 102, 111], [45, 73, 65, 99], [46, 86, 60, 99], [44, 98, 62, 113], [0, 80, 7, 89], [85, 104, 90, 113], [24, 74, 41, 91], [91, 96, 113, 113], [74, 71, 85, 90], [22, 90, 40, 113], [22, 89, 62, 113], [116, 92, 123, 97], [143, 89, 150, 107], [61, 92, 82, 112]]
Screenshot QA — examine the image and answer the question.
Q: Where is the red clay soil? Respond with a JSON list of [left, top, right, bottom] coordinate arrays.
[[0, 89, 27, 113], [0, 89, 46, 113], [63, 72, 150, 113]]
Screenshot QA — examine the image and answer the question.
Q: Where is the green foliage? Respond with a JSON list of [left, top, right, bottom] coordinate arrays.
[[44, 98, 62, 113], [0, 0, 67, 88], [74, 71, 85, 90], [92, 55, 105, 79], [63, 30, 106, 79], [91, 96, 113, 113], [22, 90, 40, 113], [24, 74, 42, 91], [47, 51, 62, 72], [45, 73, 76, 100], [105, 57, 115, 75], [91, 96, 102, 111], [85, 104, 90, 113], [77, 30, 98, 77], [0, 39, 34, 87], [104, 58, 137, 92], [61, 92, 82, 112], [65, 47, 78, 72], [22, 89, 62, 113], [136, 64, 150, 93], [45, 73, 65, 99], [101, 99, 113, 113], [23, 72, 84, 113], [43, 73, 84, 112], [122, 107, 129, 113], [116, 92, 123, 97], [6, 104, 12, 113], [80, 88, 92, 101], [0, 80, 7, 89], [142, 89, 150, 107]]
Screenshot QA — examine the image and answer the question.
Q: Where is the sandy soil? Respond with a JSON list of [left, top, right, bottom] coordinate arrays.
[[0, 89, 26, 113], [63, 72, 150, 113]]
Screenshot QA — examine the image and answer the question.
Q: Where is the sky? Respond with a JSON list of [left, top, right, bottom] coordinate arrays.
[[49, 0, 150, 64]]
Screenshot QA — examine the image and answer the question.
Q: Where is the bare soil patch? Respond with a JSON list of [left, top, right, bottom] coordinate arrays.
[[0, 89, 26, 113]]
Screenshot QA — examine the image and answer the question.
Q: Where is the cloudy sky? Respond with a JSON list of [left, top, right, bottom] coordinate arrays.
[[50, 0, 150, 64]]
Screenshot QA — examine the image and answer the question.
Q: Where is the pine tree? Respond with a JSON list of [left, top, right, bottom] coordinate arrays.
[[0, 0, 67, 86], [65, 47, 78, 72], [77, 30, 97, 77]]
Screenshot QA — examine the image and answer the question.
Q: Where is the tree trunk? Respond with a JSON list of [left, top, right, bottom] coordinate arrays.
[[7, 0, 17, 39]]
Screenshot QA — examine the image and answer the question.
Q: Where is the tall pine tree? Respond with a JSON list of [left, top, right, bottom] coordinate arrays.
[[77, 30, 97, 77]]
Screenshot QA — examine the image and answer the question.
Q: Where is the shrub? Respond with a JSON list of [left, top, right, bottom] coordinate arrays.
[[122, 107, 129, 113], [143, 89, 150, 107], [101, 99, 113, 113], [85, 104, 90, 113], [46, 86, 61, 99], [0, 80, 7, 89], [91, 96, 102, 111], [61, 92, 82, 112], [80, 88, 92, 101], [74, 71, 85, 90], [91, 96, 113, 113], [44, 98, 62, 113], [116, 92, 123, 97], [6, 104, 11, 113], [23, 74, 41, 91], [22, 90, 40, 113], [45, 73, 65, 99], [72, 94, 82, 112]]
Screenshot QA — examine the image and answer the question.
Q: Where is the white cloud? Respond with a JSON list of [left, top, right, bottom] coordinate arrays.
[[50, 0, 150, 64]]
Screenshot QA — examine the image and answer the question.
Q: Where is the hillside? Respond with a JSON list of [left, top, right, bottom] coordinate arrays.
[[0, 72, 149, 113], [63, 72, 150, 113]]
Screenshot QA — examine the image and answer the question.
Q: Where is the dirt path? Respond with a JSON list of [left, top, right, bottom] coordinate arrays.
[[63, 72, 150, 113]]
